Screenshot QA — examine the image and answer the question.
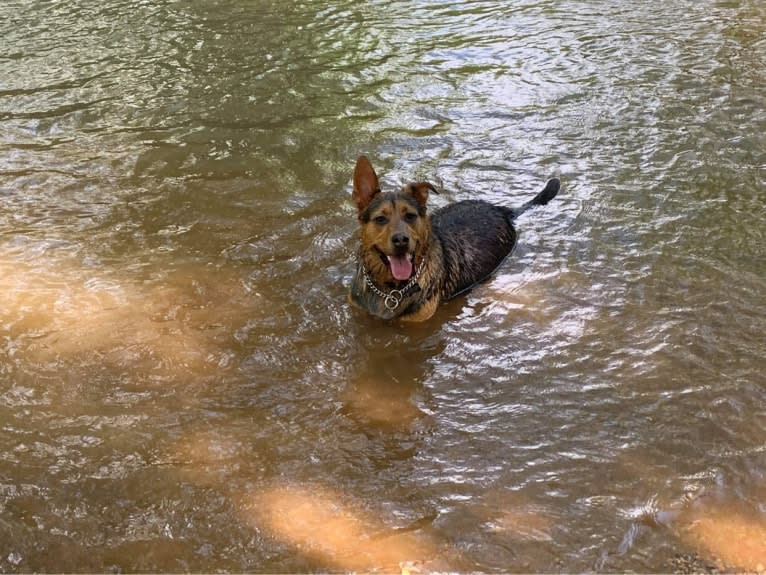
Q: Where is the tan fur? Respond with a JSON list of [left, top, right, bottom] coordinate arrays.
[[358, 198, 431, 285]]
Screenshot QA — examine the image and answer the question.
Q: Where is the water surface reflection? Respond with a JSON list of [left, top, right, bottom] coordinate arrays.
[[2, 0, 766, 572]]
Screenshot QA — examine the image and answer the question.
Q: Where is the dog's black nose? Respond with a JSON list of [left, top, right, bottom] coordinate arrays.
[[392, 233, 409, 249]]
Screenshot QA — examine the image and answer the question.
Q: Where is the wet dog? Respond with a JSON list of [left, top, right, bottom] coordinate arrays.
[[348, 155, 560, 322]]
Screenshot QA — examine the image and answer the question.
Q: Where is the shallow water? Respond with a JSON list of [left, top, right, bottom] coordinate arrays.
[[1, 0, 765, 572]]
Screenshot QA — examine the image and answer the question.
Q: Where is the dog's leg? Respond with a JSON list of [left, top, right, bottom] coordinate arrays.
[[398, 297, 440, 322]]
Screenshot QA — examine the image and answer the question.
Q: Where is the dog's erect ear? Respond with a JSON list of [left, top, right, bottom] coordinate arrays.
[[404, 181, 438, 209], [352, 155, 381, 214]]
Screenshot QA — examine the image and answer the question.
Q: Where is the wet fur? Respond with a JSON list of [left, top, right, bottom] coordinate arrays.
[[348, 156, 559, 322]]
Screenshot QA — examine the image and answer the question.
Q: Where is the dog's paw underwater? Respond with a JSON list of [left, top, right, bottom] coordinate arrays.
[[348, 155, 560, 322]]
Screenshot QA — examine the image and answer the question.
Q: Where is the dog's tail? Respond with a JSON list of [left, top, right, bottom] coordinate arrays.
[[509, 178, 560, 219]]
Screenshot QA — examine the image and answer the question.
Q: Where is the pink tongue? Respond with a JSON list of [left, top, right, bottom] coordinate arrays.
[[388, 255, 413, 280]]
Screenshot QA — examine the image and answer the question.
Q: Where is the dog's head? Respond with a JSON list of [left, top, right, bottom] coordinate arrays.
[[352, 155, 437, 283]]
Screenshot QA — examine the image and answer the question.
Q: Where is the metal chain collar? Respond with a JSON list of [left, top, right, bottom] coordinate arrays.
[[362, 264, 421, 311]]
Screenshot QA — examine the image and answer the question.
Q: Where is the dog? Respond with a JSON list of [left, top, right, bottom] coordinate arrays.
[[348, 155, 560, 322]]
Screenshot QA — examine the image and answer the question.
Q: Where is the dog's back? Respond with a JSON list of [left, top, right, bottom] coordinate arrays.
[[430, 176, 560, 301], [432, 200, 517, 299]]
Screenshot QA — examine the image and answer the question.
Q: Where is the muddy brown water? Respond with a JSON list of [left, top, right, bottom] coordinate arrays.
[[1, 1, 765, 572]]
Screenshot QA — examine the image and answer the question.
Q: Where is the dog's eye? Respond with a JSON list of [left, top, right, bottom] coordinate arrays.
[[373, 215, 388, 225], [404, 212, 418, 223]]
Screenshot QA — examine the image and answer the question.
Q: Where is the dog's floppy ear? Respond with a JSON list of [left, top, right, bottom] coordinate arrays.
[[352, 155, 381, 214], [404, 181, 438, 209]]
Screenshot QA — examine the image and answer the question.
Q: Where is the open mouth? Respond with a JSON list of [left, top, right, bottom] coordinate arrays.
[[377, 248, 414, 281]]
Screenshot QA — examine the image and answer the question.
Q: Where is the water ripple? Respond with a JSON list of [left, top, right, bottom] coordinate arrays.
[[2, 0, 766, 572]]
